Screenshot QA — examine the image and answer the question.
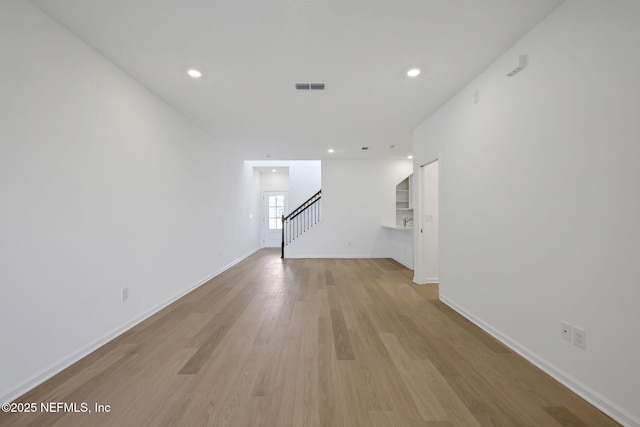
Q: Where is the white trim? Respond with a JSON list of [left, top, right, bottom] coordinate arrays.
[[381, 225, 414, 231], [391, 257, 414, 270], [439, 295, 640, 427], [413, 276, 439, 285], [286, 254, 414, 268], [413, 156, 441, 285], [285, 254, 387, 259], [0, 247, 260, 405]]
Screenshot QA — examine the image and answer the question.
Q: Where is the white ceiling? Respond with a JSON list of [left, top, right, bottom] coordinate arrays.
[[32, 0, 563, 160]]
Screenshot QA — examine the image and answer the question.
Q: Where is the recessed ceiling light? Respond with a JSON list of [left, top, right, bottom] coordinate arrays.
[[272, 169, 277, 173], [187, 69, 202, 78], [407, 155, 413, 159], [328, 149, 334, 153], [407, 68, 421, 78]]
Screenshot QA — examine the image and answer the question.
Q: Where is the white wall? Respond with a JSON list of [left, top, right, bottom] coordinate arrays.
[[0, 0, 261, 404], [260, 170, 290, 192], [251, 160, 321, 210], [288, 161, 321, 209], [413, 0, 640, 425], [384, 228, 414, 269], [288, 160, 413, 258]]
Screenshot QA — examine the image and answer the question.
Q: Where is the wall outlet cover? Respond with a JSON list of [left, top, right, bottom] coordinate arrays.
[[561, 321, 572, 342]]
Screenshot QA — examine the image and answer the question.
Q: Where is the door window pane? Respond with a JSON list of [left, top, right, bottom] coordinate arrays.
[[267, 194, 285, 230]]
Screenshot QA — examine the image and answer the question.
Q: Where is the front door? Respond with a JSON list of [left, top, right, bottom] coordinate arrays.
[[262, 192, 288, 247]]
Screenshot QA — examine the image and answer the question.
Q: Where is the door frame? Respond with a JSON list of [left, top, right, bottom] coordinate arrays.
[[262, 191, 288, 248]]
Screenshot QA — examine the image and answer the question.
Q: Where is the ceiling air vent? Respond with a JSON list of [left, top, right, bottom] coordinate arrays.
[[361, 147, 369, 151], [295, 82, 325, 91]]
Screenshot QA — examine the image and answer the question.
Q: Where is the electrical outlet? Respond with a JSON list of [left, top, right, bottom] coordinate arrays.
[[121, 287, 128, 302], [573, 327, 586, 350], [561, 322, 572, 342]]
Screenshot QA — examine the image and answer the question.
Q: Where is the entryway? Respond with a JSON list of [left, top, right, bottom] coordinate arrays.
[[262, 191, 288, 247]]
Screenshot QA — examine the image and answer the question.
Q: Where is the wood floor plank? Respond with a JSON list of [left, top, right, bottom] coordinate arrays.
[[379, 332, 452, 422], [291, 303, 321, 427], [543, 406, 590, 427], [177, 281, 256, 374], [330, 309, 355, 361], [412, 361, 483, 427], [499, 353, 619, 427], [0, 250, 621, 427], [273, 300, 306, 427], [317, 315, 345, 427]]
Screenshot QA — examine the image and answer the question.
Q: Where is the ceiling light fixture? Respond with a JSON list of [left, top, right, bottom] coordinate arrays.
[[407, 68, 421, 78], [187, 69, 202, 78], [407, 155, 413, 159], [272, 169, 277, 173], [328, 149, 334, 153]]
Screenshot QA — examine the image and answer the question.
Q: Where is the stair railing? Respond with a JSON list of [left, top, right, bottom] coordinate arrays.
[[281, 189, 322, 258]]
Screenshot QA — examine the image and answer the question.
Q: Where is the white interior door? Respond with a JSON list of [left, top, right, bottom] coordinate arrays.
[[262, 192, 288, 248], [419, 160, 439, 283]]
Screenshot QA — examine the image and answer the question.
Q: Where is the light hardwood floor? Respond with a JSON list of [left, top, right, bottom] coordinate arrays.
[[1, 249, 619, 426]]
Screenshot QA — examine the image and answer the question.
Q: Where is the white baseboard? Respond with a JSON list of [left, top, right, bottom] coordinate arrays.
[[1, 247, 260, 405], [285, 253, 414, 270], [440, 295, 640, 427], [391, 256, 414, 270], [285, 254, 384, 259], [413, 276, 439, 285]]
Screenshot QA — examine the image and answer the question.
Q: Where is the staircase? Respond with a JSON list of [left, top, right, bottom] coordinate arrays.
[[281, 190, 322, 258]]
